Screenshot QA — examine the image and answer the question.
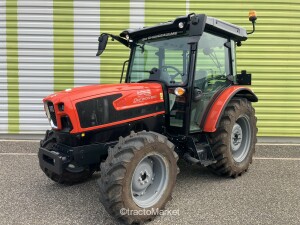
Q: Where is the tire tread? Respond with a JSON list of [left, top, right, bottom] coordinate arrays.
[[208, 98, 257, 178], [99, 131, 178, 225]]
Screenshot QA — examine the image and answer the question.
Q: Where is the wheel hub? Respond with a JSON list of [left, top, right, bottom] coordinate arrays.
[[131, 153, 168, 208], [132, 158, 154, 196], [231, 123, 243, 151], [230, 115, 252, 163]]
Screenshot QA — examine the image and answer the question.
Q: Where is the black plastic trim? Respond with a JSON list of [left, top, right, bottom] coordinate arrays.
[[76, 94, 164, 128]]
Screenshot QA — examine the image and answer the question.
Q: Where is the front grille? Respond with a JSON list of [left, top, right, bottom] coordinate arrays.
[[47, 102, 57, 126], [76, 94, 165, 128], [76, 94, 121, 128]]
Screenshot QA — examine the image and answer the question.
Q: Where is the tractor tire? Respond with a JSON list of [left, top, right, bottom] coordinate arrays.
[[98, 131, 179, 225], [208, 98, 257, 178], [40, 130, 94, 184]]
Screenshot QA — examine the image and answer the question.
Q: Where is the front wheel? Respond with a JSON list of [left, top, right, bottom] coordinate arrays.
[[98, 131, 179, 224], [208, 98, 257, 178]]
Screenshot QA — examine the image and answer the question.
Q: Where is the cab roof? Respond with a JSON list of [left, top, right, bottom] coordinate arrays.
[[120, 13, 247, 42]]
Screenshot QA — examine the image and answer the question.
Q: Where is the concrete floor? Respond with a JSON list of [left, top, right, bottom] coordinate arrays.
[[0, 141, 299, 225]]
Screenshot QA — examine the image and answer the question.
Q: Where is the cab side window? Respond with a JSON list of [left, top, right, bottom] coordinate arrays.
[[194, 32, 230, 91]]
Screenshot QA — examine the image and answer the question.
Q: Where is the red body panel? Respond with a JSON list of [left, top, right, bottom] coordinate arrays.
[[43, 83, 165, 134], [203, 86, 256, 132]]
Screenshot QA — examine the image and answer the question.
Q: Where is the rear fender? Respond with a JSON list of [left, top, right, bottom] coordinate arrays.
[[202, 86, 258, 132]]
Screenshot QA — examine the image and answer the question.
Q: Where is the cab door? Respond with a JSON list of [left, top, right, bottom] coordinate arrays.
[[190, 32, 232, 132]]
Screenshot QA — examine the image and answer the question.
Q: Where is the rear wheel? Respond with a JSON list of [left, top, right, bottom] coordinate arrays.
[[208, 98, 257, 178], [99, 131, 179, 224], [40, 130, 94, 184]]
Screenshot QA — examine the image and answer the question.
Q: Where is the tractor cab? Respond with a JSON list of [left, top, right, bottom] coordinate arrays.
[[100, 14, 252, 136]]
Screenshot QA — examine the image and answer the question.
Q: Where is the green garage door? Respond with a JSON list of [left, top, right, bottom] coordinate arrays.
[[1, 0, 300, 137]]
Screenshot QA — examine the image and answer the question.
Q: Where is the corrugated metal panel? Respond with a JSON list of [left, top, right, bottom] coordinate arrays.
[[17, 1, 54, 133], [189, 0, 300, 137], [73, 1, 100, 86], [53, 0, 74, 92], [1, 0, 19, 133], [100, 1, 130, 83], [145, 0, 187, 25], [0, 2, 8, 133], [1, 0, 300, 137]]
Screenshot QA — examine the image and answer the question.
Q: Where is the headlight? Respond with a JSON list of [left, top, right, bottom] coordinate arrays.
[[44, 102, 51, 120], [44, 101, 58, 129], [50, 120, 58, 129]]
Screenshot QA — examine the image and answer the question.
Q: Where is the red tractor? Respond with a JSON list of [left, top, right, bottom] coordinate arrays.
[[39, 12, 258, 224]]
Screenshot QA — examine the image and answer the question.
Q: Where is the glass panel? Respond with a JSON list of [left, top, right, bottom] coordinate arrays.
[[169, 91, 186, 128], [128, 36, 191, 129], [128, 36, 190, 86], [190, 32, 231, 132], [129, 45, 157, 82]]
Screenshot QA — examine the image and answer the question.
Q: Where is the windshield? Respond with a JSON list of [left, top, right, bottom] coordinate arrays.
[[127, 36, 190, 86]]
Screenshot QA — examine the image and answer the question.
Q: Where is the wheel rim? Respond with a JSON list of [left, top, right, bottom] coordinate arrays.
[[131, 153, 169, 208], [231, 115, 252, 163]]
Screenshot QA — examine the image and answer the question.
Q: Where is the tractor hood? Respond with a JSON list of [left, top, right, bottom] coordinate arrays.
[[44, 83, 163, 103], [43, 83, 165, 133]]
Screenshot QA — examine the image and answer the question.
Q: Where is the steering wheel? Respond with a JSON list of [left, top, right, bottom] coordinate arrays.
[[161, 65, 183, 82]]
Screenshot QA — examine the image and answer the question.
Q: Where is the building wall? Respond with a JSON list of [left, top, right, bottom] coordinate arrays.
[[0, 0, 300, 137]]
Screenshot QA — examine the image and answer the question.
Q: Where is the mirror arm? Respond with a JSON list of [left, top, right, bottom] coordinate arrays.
[[101, 33, 129, 48], [109, 34, 129, 47], [96, 33, 130, 56]]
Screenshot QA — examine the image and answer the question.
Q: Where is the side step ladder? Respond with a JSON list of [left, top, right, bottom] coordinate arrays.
[[184, 138, 216, 167]]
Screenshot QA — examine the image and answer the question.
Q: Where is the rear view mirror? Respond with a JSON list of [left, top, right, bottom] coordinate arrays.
[[96, 34, 109, 56]]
